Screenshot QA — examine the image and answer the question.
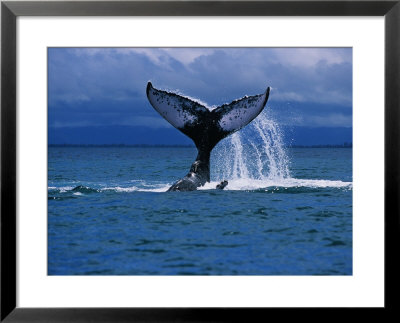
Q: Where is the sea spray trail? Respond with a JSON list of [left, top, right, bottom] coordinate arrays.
[[211, 112, 291, 182], [252, 113, 291, 179], [231, 133, 249, 179]]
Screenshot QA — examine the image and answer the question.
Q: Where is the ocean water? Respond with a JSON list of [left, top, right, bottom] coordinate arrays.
[[48, 119, 352, 275]]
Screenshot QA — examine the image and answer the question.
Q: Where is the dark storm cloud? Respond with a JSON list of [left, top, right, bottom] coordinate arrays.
[[48, 47, 352, 129]]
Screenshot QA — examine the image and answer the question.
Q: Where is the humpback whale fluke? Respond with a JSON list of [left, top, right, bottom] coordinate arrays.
[[146, 82, 270, 191]]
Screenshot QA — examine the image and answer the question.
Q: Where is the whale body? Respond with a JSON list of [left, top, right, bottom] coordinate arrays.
[[146, 82, 270, 191]]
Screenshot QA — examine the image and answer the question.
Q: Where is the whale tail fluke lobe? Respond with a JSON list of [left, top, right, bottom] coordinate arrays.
[[146, 82, 270, 191]]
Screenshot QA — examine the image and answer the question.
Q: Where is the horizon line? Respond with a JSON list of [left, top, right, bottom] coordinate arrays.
[[48, 143, 353, 148]]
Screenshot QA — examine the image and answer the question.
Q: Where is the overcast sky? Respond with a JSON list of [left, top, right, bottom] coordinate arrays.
[[48, 47, 352, 132]]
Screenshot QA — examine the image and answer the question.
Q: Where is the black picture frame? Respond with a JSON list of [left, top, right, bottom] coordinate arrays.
[[1, 0, 399, 321]]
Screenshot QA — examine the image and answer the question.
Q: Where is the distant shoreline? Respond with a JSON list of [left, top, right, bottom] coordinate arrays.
[[48, 144, 353, 148]]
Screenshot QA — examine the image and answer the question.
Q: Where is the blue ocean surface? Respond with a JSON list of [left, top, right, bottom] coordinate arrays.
[[48, 140, 352, 275]]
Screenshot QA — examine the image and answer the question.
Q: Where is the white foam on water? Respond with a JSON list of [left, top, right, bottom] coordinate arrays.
[[139, 186, 171, 192], [103, 186, 139, 193], [198, 178, 352, 191], [102, 184, 171, 193], [48, 183, 171, 193], [48, 178, 351, 195], [48, 186, 75, 193]]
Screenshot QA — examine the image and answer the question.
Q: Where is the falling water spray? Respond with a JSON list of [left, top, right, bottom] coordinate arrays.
[[211, 112, 290, 182]]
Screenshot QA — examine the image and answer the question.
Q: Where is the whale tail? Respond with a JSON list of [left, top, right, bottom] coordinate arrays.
[[146, 82, 270, 191]]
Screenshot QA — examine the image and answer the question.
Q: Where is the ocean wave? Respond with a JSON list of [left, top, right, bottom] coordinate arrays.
[[48, 177, 351, 195], [48, 186, 75, 193], [103, 184, 170, 193], [48, 183, 171, 194]]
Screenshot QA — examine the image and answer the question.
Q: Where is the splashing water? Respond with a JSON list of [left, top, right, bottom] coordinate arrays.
[[212, 112, 290, 182], [208, 112, 353, 191]]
